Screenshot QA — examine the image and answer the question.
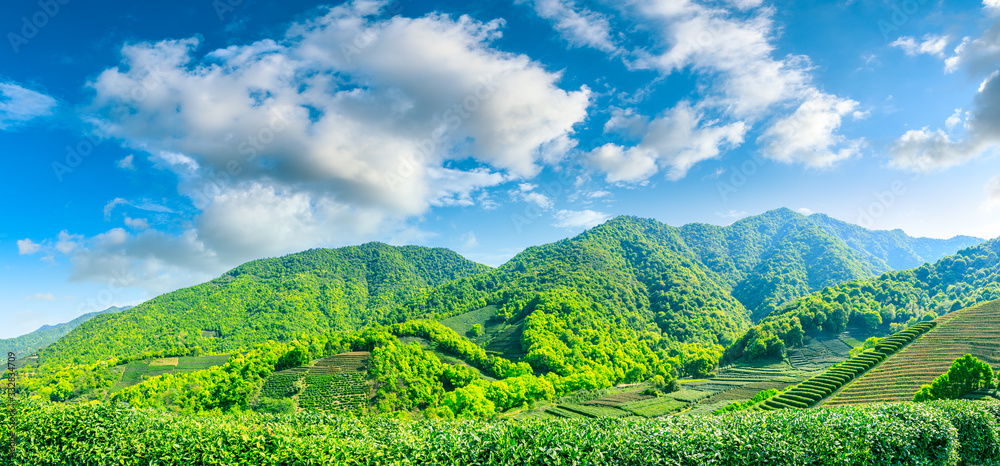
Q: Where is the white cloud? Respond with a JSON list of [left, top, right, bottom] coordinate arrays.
[[757, 91, 863, 168], [55, 231, 83, 255], [583, 0, 860, 178], [795, 207, 813, 215], [590, 102, 746, 182], [987, 0, 1000, 8], [946, 109, 965, 130], [945, 23, 1000, 74], [523, 191, 554, 209], [17, 239, 41, 255], [0, 82, 57, 130], [553, 209, 609, 228], [889, 68, 1000, 171], [891, 35, 950, 58], [630, 2, 809, 118], [25, 293, 56, 301], [589, 144, 658, 183], [124, 217, 149, 230], [57, 1, 591, 292], [116, 154, 136, 170], [516, 0, 618, 52]]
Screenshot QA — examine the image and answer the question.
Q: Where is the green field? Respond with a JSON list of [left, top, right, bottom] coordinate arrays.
[[109, 354, 232, 394], [826, 301, 1000, 405]]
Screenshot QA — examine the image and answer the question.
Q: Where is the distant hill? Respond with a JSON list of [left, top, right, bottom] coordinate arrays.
[[1, 306, 127, 362], [36, 243, 491, 366], [806, 213, 983, 271]]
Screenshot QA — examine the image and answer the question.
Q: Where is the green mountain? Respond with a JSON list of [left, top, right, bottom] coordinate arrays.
[[35, 210, 981, 373], [1, 306, 127, 362], [728, 236, 1000, 362], [36, 243, 491, 366], [679, 208, 883, 320], [806, 213, 983, 271], [23, 210, 988, 417]]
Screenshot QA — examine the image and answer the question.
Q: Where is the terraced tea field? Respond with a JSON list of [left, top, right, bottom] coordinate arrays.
[[786, 332, 862, 371], [282, 352, 372, 413], [109, 354, 232, 394], [825, 299, 1000, 405]]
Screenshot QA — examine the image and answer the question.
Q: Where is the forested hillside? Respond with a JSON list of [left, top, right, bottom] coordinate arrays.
[[23, 210, 987, 417], [728, 237, 1000, 362], [36, 244, 490, 366], [1, 306, 127, 360], [807, 213, 982, 271]]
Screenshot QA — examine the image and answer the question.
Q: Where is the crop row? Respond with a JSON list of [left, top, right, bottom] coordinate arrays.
[[763, 321, 936, 410], [5, 398, 1000, 465], [829, 301, 1000, 404]]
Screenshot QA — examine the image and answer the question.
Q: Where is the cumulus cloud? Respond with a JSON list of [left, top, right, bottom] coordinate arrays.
[[590, 102, 746, 182], [891, 35, 951, 58], [515, 0, 619, 52], [553, 209, 609, 228], [580, 0, 861, 180], [0, 82, 57, 129], [757, 91, 863, 168], [17, 239, 41, 255], [48, 1, 591, 293]]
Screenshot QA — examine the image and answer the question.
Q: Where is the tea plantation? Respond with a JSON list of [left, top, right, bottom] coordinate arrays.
[[4, 398, 1000, 465]]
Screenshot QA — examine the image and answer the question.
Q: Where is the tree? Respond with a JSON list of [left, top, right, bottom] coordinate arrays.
[[913, 354, 995, 402]]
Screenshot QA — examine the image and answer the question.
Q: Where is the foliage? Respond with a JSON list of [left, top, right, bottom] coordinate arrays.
[[4, 398, 991, 465], [914, 354, 996, 402], [714, 389, 779, 414]]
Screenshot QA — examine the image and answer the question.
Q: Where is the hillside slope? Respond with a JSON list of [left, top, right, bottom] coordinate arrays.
[[824, 299, 1000, 405], [729, 237, 1000, 362], [37, 243, 491, 366]]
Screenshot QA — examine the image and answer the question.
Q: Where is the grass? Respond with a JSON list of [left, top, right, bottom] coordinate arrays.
[[825, 300, 1000, 405]]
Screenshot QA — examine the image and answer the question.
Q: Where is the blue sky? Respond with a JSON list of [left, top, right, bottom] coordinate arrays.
[[2, 0, 1000, 338]]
